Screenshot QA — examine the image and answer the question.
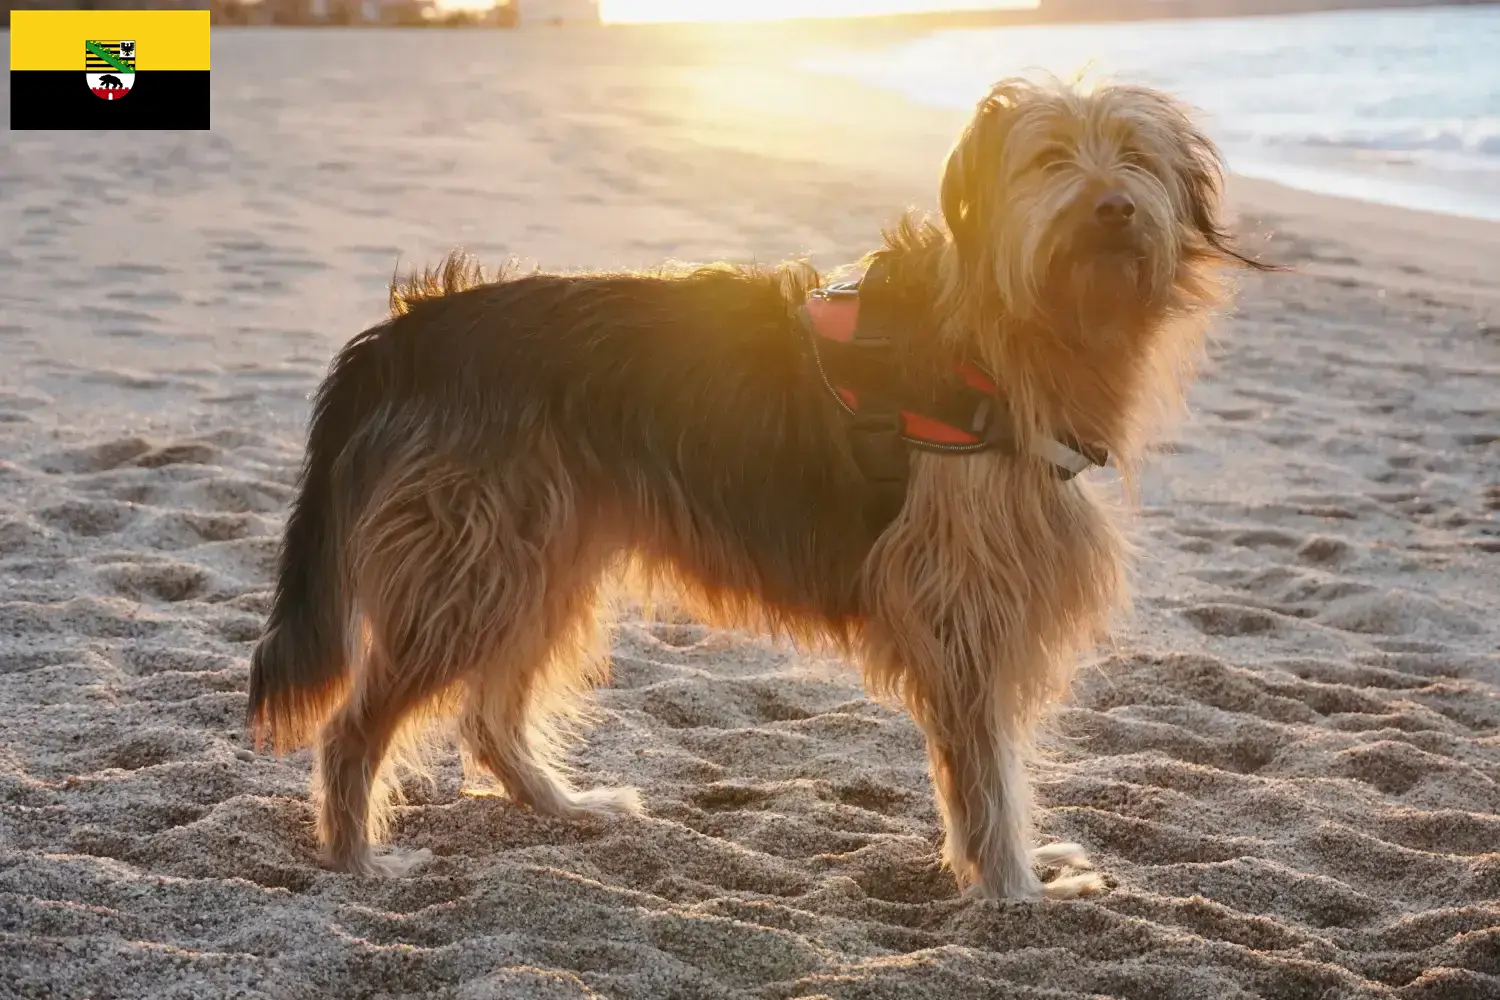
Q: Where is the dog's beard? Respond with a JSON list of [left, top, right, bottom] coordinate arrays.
[[994, 174, 1181, 330]]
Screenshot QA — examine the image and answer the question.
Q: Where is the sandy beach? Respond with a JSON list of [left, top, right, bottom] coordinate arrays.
[[2, 23, 1498, 1000]]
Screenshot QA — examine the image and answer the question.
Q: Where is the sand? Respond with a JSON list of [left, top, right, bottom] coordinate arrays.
[[1, 23, 1498, 1000]]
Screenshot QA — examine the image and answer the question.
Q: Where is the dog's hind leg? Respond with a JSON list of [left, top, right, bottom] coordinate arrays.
[[317, 458, 581, 875], [314, 463, 503, 875], [315, 633, 452, 876], [458, 560, 642, 821]]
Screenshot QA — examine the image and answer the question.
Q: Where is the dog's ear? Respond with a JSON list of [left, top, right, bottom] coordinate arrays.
[[941, 83, 1019, 263], [1174, 118, 1281, 273]]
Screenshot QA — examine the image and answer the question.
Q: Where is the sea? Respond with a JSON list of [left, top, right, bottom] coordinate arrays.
[[803, 6, 1500, 222]]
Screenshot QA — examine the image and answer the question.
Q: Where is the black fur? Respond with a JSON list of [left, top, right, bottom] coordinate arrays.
[[245, 250, 928, 741]]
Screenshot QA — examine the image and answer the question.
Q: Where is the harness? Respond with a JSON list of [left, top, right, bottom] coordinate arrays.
[[799, 261, 1108, 525]]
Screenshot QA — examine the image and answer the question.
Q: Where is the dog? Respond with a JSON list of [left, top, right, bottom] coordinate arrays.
[[247, 76, 1269, 899]]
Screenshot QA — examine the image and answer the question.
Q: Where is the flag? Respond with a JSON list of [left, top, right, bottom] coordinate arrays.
[[9, 10, 211, 130]]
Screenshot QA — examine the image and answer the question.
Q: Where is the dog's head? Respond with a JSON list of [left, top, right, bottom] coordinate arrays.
[[941, 77, 1267, 325]]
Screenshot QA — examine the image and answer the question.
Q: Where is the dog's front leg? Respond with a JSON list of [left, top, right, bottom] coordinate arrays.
[[919, 682, 1105, 901], [921, 692, 1039, 899]]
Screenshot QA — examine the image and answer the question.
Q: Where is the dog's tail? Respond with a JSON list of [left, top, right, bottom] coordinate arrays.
[[247, 325, 390, 752]]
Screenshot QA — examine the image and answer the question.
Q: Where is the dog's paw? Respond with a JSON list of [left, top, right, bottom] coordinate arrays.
[[1031, 841, 1092, 870], [1040, 871, 1107, 900], [337, 846, 432, 878], [569, 785, 644, 818]]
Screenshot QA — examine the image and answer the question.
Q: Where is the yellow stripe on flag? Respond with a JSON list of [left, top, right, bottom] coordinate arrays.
[[9, 10, 210, 72]]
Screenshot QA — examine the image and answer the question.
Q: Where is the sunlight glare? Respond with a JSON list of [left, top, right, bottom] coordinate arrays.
[[600, 0, 1034, 24]]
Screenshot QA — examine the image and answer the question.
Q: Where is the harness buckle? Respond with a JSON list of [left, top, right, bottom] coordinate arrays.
[[1041, 436, 1109, 480], [1072, 439, 1110, 467], [971, 396, 1018, 453]]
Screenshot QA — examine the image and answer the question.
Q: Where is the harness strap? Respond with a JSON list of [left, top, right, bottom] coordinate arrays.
[[802, 261, 1108, 528], [811, 337, 1010, 450], [839, 260, 910, 527]]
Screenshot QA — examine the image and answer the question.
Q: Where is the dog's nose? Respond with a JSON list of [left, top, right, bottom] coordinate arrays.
[[1094, 191, 1136, 228]]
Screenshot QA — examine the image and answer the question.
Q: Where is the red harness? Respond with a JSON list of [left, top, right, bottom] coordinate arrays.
[[802, 286, 1000, 451], [798, 266, 1106, 527]]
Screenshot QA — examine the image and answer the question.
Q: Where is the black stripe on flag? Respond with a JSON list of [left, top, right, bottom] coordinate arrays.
[[10, 71, 209, 130]]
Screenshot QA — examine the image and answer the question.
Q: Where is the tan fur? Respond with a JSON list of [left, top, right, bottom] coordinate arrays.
[[854, 78, 1239, 896], [251, 76, 1262, 895]]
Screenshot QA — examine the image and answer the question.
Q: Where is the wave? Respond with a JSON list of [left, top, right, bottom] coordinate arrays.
[[802, 8, 1500, 174], [1236, 122, 1500, 161]]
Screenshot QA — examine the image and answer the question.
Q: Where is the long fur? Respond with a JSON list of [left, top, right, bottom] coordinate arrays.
[[247, 76, 1269, 893]]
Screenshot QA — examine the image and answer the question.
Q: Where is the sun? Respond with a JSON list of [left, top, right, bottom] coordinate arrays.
[[599, 0, 1031, 23]]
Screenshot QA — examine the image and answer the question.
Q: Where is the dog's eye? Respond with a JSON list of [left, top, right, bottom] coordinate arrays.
[[1029, 147, 1069, 173]]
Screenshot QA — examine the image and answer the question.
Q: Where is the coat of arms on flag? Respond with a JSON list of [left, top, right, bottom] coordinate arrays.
[[85, 39, 135, 101]]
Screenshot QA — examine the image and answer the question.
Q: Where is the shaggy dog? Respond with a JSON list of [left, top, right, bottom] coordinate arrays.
[[248, 76, 1269, 899]]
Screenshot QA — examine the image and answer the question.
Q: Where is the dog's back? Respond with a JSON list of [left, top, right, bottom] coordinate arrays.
[[247, 257, 879, 761]]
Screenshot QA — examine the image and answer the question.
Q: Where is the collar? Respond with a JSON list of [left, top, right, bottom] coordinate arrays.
[[801, 276, 1108, 480]]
